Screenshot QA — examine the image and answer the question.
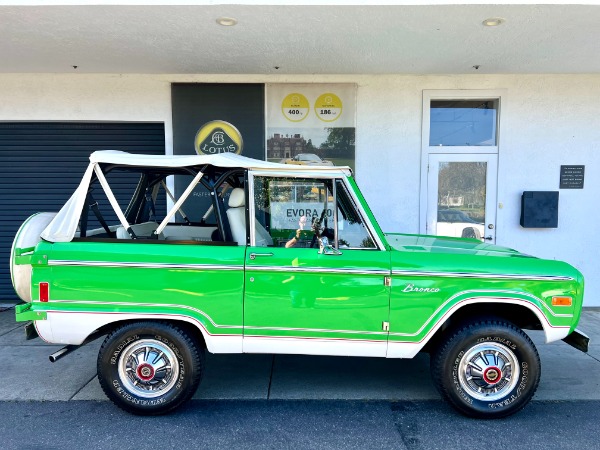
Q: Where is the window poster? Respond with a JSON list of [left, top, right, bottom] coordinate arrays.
[[266, 84, 357, 172]]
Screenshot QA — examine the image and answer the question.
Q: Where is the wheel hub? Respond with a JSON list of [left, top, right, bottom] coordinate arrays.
[[136, 363, 155, 382], [117, 339, 180, 399], [457, 343, 520, 401], [483, 366, 502, 385]]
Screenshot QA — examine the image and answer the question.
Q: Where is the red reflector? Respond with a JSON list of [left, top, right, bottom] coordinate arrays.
[[39, 282, 49, 302]]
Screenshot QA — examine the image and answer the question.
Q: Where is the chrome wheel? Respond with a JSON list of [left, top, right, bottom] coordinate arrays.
[[118, 339, 180, 399], [457, 342, 520, 402]]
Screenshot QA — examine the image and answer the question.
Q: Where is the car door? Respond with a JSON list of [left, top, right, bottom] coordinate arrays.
[[243, 173, 390, 357]]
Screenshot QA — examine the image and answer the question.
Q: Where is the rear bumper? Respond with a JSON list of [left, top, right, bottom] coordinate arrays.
[[562, 328, 590, 353], [15, 303, 46, 322]]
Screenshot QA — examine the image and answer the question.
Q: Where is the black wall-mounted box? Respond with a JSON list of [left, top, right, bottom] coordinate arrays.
[[520, 191, 559, 228]]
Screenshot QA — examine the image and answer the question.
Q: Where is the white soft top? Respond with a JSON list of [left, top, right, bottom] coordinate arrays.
[[41, 151, 350, 243], [90, 150, 350, 173]]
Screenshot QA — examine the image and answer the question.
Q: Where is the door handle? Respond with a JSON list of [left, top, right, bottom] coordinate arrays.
[[484, 236, 493, 241], [249, 252, 274, 260]]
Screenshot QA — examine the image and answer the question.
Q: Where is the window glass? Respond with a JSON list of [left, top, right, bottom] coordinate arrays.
[[254, 177, 333, 248], [429, 99, 498, 146], [253, 176, 375, 249], [335, 180, 375, 249]]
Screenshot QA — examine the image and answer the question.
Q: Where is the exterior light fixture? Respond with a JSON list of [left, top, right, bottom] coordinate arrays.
[[482, 18, 504, 27], [216, 17, 238, 26]]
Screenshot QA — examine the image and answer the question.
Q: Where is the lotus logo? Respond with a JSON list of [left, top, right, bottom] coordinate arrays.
[[194, 120, 244, 155], [211, 131, 225, 146]]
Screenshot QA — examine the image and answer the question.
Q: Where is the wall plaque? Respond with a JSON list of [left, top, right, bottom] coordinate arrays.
[[560, 165, 585, 189]]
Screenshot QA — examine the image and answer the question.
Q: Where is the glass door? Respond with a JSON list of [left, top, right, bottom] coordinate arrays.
[[427, 154, 497, 243]]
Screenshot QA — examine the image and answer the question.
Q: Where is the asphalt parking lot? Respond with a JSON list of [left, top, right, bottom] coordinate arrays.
[[0, 305, 598, 403]]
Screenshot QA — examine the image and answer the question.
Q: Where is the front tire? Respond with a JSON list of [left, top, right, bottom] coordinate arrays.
[[431, 319, 540, 418], [97, 321, 204, 415]]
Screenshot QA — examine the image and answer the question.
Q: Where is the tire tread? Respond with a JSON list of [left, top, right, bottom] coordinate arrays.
[[97, 321, 205, 415], [431, 318, 540, 419]]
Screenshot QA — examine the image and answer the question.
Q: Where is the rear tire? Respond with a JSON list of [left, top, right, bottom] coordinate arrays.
[[431, 319, 540, 418], [97, 321, 204, 415]]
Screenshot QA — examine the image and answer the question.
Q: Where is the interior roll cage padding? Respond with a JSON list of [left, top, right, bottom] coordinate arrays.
[[79, 192, 116, 238], [207, 168, 245, 243]]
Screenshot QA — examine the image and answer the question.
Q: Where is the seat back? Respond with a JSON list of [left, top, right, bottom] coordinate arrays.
[[226, 188, 273, 246], [227, 188, 247, 245], [116, 221, 164, 240]]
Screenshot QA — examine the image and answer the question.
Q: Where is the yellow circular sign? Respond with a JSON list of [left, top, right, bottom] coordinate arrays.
[[314, 93, 342, 122], [281, 93, 310, 122], [194, 120, 243, 155]]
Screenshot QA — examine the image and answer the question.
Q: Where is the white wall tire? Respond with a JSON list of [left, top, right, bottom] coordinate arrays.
[[431, 319, 540, 419], [97, 321, 204, 415]]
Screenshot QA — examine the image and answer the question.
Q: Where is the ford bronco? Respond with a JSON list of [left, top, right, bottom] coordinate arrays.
[[10, 150, 588, 417]]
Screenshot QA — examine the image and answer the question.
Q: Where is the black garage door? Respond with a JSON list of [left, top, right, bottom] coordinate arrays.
[[0, 122, 166, 301]]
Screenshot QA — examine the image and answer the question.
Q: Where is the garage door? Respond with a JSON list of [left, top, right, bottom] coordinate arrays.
[[0, 122, 166, 301]]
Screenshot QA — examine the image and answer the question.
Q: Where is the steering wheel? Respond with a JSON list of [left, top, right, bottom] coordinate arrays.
[[309, 215, 325, 248]]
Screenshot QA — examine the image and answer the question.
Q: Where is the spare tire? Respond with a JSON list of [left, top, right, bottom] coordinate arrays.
[[10, 212, 56, 302]]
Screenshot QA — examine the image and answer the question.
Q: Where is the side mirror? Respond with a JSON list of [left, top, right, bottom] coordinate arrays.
[[318, 236, 342, 255]]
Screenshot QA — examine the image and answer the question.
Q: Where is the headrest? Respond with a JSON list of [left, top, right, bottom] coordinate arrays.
[[228, 188, 245, 208]]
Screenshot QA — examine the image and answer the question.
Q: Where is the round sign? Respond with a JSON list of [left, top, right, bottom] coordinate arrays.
[[194, 120, 243, 155], [281, 93, 310, 122], [314, 93, 342, 122]]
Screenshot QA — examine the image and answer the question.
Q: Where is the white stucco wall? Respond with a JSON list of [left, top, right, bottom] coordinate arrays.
[[0, 73, 598, 305]]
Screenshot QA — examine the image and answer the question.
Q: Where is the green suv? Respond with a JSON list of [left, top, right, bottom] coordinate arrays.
[[11, 150, 588, 418]]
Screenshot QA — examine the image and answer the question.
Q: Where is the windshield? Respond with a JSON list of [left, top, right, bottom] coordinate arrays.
[[297, 154, 321, 162]]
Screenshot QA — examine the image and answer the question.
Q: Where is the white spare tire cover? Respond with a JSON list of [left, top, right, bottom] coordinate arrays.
[[10, 212, 57, 302]]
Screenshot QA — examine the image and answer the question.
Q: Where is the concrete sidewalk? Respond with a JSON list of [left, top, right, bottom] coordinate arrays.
[[0, 306, 598, 402]]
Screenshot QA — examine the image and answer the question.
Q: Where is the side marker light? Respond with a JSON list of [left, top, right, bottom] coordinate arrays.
[[551, 296, 572, 307]]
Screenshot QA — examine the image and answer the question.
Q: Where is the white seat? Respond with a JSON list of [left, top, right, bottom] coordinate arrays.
[[116, 221, 164, 240], [226, 188, 273, 246]]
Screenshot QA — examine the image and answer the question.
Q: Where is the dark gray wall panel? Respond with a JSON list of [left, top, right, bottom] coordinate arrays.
[[0, 122, 165, 301]]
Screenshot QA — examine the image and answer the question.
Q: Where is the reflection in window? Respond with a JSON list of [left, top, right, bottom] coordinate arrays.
[[436, 162, 486, 240], [335, 180, 375, 249], [430, 99, 498, 146], [253, 176, 375, 249]]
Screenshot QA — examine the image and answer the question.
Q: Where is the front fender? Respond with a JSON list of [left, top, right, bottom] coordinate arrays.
[[387, 294, 571, 358]]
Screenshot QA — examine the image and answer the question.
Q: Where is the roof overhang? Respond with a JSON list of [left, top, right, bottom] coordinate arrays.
[[1, 1, 600, 74]]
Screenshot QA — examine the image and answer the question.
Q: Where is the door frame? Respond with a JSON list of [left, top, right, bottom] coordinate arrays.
[[419, 89, 506, 237], [243, 170, 390, 357], [426, 153, 498, 243]]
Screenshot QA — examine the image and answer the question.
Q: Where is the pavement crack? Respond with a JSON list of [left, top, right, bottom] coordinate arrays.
[[391, 402, 423, 450], [267, 355, 275, 400], [586, 352, 600, 363], [68, 374, 97, 401], [0, 323, 25, 338]]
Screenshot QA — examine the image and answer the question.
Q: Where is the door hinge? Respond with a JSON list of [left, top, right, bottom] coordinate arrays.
[[382, 321, 390, 332], [384, 276, 391, 287]]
